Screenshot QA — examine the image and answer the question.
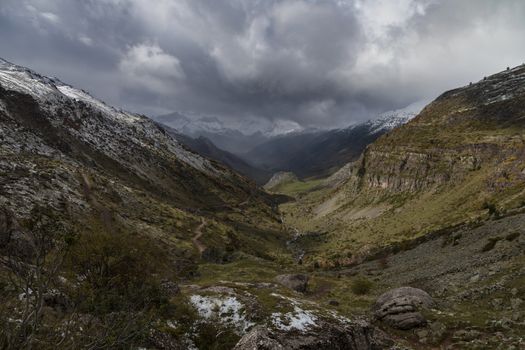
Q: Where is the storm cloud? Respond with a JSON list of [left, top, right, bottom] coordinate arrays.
[[1, 0, 525, 129]]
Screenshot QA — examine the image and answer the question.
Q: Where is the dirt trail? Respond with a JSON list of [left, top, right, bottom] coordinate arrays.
[[192, 218, 207, 255]]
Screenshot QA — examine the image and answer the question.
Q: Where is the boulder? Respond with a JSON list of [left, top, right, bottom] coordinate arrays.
[[234, 320, 393, 350], [372, 287, 433, 330], [232, 326, 283, 350], [274, 274, 309, 293]]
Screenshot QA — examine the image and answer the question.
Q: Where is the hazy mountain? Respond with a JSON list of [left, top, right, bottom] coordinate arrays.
[[155, 106, 419, 181], [153, 112, 306, 154], [159, 125, 272, 184], [243, 111, 416, 179]]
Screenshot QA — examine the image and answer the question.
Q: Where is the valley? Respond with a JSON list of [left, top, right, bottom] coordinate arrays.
[[0, 58, 524, 350]]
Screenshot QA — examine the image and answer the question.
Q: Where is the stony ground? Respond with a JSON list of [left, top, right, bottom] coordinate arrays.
[[331, 213, 525, 349]]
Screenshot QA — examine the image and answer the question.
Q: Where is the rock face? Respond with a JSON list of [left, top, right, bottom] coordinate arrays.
[[263, 172, 299, 191], [233, 320, 393, 350], [232, 326, 282, 350], [274, 274, 309, 293], [372, 287, 434, 330], [334, 64, 525, 197]]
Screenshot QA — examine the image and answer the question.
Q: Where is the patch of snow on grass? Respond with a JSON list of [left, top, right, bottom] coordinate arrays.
[[190, 294, 255, 332], [269, 293, 319, 332], [271, 306, 318, 332]]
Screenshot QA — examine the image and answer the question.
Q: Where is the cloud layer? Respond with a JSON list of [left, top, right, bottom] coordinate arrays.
[[1, 0, 525, 129]]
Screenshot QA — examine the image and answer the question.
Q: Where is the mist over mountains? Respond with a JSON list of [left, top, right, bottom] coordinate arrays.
[[2, 1, 525, 349], [154, 104, 422, 183]]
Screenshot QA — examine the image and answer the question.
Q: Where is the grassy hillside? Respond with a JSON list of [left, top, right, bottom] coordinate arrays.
[[279, 64, 525, 266]]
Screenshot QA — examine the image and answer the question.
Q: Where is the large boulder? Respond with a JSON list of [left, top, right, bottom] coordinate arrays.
[[372, 287, 434, 330], [274, 274, 309, 293], [233, 319, 393, 350], [232, 326, 283, 350]]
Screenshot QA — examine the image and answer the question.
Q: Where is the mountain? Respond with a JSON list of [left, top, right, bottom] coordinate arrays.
[[284, 63, 525, 258], [0, 58, 398, 349], [153, 112, 306, 154], [155, 107, 418, 182], [0, 58, 274, 212], [0, 58, 311, 348], [244, 111, 416, 179], [159, 125, 272, 184]]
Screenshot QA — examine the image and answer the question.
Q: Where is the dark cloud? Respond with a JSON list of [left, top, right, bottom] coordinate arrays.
[[1, 0, 525, 129]]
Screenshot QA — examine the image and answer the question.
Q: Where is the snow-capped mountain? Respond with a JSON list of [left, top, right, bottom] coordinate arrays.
[[155, 112, 305, 138], [0, 58, 219, 174], [153, 111, 309, 154], [367, 111, 416, 134], [0, 57, 266, 218]]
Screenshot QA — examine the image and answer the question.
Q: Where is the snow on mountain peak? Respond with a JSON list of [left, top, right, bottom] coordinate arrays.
[[263, 120, 305, 137], [364, 101, 427, 134], [0, 58, 220, 175]]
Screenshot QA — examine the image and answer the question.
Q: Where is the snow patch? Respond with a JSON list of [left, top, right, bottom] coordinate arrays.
[[190, 294, 255, 332], [369, 111, 416, 134], [269, 292, 320, 332], [271, 306, 318, 332]]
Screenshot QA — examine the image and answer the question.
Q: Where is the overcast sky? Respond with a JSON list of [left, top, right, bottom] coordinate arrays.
[[1, 0, 525, 129]]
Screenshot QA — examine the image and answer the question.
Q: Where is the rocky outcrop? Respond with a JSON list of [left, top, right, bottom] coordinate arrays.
[[332, 64, 525, 197], [233, 319, 393, 350], [264, 172, 299, 191], [232, 326, 282, 350], [274, 274, 309, 293], [372, 287, 434, 330]]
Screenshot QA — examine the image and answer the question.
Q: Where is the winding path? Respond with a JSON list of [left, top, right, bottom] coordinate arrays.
[[192, 218, 207, 255]]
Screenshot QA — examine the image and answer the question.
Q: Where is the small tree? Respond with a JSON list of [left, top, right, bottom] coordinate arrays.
[[0, 206, 73, 349]]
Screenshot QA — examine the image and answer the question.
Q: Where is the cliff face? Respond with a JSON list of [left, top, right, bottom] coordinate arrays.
[[337, 64, 525, 197]]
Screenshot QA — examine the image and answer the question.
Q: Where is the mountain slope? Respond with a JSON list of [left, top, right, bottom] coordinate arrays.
[[160, 126, 272, 184], [3, 61, 262, 212], [282, 64, 525, 262], [0, 57, 292, 274]]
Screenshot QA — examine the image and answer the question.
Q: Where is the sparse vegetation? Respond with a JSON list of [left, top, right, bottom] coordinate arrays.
[[482, 201, 501, 218], [269, 178, 324, 197], [350, 276, 373, 295]]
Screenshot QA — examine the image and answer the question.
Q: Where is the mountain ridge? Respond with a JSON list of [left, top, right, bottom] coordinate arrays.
[[243, 111, 416, 179]]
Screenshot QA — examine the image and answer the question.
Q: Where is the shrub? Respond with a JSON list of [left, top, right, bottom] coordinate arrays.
[[351, 277, 373, 295], [482, 201, 500, 218], [66, 229, 170, 315], [193, 322, 240, 350]]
